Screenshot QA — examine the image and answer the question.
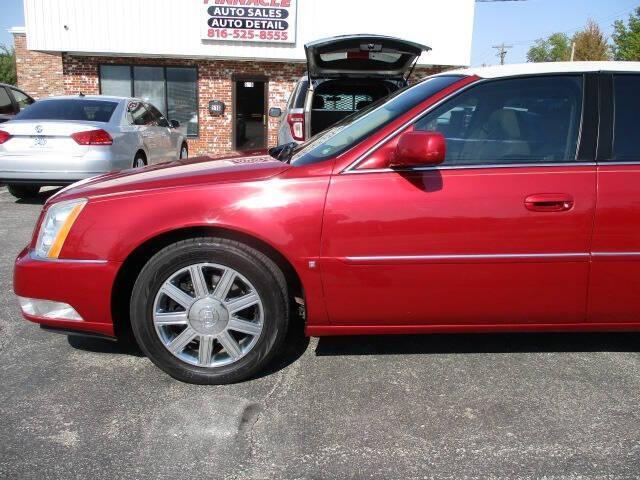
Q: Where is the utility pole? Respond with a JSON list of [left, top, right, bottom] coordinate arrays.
[[570, 41, 576, 61], [492, 42, 513, 65]]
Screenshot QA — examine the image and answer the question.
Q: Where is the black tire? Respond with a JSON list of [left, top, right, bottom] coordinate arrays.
[[7, 184, 40, 199], [130, 237, 289, 384], [133, 152, 147, 168]]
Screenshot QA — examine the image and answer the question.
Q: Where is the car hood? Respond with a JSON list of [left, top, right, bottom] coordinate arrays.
[[50, 150, 292, 202]]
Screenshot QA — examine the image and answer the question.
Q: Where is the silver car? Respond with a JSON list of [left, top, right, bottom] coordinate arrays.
[[0, 95, 188, 198]]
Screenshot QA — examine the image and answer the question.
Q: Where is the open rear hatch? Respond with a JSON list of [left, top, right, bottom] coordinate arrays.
[[305, 34, 431, 82]]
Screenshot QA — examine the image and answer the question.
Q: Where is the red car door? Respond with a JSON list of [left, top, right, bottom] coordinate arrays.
[[320, 75, 598, 329], [589, 73, 640, 324]]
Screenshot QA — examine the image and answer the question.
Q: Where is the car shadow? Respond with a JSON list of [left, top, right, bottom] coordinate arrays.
[[252, 319, 310, 379], [67, 335, 145, 357], [14, 187, 62, 205], [315, 331, 640, 356], [66, 318, 311, 378]]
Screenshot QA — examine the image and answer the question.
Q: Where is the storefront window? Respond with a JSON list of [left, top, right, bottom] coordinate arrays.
[[133, 66, 166, 117], [100, 66, 131, 97], [167, 68, 198, 139], [99, 65, 199, 137]]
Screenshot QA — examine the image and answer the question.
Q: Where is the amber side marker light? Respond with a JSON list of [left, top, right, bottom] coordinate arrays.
[[48, 202, 85, 258]]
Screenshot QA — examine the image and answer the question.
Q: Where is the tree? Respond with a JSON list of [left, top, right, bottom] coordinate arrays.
[[612, 7, 640, 61], [526, 33, 571, 62], [0, 45, 17, 85], [572, 20, 612, 61], [527, 20, 612, 63]]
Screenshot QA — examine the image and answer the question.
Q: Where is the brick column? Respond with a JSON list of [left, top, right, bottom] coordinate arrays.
[[12, 33, 64, 98]]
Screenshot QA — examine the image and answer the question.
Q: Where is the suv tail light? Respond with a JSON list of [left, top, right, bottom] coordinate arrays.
[[286, 113, 305, 141], [0, 130, 11, 144], [71, 129, 113, 146]]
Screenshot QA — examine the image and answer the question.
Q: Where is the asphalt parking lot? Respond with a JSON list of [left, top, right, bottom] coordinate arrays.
[[1, 186, 640, 479]]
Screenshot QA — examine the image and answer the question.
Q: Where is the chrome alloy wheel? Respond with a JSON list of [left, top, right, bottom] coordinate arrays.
[[152, 263, 264, 368]]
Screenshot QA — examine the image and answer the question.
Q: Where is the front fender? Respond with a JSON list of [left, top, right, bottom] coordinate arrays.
[[59, 174, 332, 325]]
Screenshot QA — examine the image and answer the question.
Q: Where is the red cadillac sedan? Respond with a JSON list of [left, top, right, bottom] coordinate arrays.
[[13, 62, 640, 384]]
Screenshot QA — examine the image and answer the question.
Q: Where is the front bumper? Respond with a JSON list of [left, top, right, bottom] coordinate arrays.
[[13, 248, 121, 337]]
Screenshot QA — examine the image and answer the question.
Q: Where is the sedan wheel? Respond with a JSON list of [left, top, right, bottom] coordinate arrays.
[[130, 237, 289, 384], [7, 184, 40, 199], [153, 263, 263, 368]]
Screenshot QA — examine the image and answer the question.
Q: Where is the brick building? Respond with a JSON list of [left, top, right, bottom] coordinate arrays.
[[11, 0, 475, 156]]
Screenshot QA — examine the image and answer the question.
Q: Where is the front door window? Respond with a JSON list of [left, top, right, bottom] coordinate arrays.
[[414, 75, 583, 166]]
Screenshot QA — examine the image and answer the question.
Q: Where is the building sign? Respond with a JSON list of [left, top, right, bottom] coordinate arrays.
[[208, 100, 226, 116], [202, 0, 297, 44]]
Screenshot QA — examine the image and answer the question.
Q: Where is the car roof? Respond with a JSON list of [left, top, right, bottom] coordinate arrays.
[[443, 61, 640, 79]]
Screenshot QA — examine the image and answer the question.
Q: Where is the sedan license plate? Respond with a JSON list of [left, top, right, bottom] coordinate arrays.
[[31, 136, 49, 148]]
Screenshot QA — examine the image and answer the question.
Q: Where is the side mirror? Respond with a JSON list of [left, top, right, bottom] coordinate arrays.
[[170, 120, 180, 128], [268, 107, 282, 118], [391, 131, 446, 168]]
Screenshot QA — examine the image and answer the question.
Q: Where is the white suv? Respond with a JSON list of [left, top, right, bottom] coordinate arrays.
[[274, 34, 430, 145]]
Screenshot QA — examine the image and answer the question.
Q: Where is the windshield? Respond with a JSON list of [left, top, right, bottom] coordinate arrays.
[[290, 75, 463, 166], [15, 99, 118, 122]]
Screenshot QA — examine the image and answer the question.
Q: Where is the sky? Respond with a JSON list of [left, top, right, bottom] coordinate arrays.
[[0, 0, 639, 66], [472, 0, 639, 65]]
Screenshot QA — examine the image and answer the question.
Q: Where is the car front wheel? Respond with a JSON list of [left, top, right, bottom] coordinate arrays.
[[130, 237, 289, 384]]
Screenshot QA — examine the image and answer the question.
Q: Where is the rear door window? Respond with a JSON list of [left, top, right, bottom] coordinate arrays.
[[128, 101, 155, 126], [146, 103, 170, 127], [288, 80, 308, 109], [15, 99, 118, 122], [0, 87, 16, 115], [612, 75, 640, 161]]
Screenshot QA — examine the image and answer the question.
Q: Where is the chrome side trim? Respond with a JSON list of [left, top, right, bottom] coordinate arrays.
[[597, 162, 640, 166], [343, 162, 596, 174], [29, 251, 108, 264], [342, 253, 589, 264], [342, 252, 640, 263]]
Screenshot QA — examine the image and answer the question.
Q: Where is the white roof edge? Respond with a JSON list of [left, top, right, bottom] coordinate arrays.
[[442, 61, 640, 79], [8, 26, 26, 34]]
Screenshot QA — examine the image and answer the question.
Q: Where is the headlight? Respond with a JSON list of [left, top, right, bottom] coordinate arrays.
[[35, 198, 87, 259]]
